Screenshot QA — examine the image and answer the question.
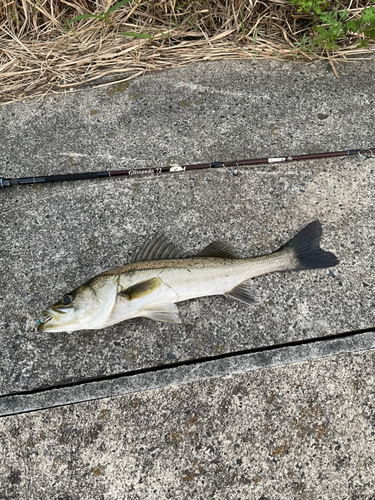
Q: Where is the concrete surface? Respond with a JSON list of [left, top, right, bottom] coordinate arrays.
[[1, 349, 374, 499], [0, 58, 375, 498], [1, 59, 375, 395], [0, 329, 374, 418]]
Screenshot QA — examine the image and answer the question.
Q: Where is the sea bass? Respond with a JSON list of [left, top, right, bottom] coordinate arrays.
[[37, 220, 338, 333]]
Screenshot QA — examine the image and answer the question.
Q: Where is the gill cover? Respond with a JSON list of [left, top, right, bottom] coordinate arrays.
[[38, 276, 117, 332]]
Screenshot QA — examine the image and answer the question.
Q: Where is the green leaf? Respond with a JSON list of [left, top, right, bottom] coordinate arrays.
[[290, 0, 327, 15], [361, 6, 375, 23], [70, 13, 106, 23], [122, 31, 152, 39], [9, 11, 22, 25], [63, 17, 78, 37], [364, 27, 375, 40], [107, 0, 134, 15], [346, 20, 360, 33], [358, 39, 369, 48]]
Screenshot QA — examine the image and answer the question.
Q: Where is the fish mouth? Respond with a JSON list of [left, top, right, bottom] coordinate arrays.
[[37, 307, 68, 332]]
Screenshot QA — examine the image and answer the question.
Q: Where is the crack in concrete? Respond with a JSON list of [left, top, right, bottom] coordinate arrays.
[[0, 327, 374, 418]]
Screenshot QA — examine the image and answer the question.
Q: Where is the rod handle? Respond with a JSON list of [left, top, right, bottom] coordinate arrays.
[[0, 178, 11, 188]]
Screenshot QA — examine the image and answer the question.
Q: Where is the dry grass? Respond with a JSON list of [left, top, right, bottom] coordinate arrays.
[[0, 0, 374, 105]]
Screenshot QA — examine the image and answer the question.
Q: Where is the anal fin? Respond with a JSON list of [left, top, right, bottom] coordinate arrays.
[[140, 303, 181, 323], [226, 280, 255, 305]]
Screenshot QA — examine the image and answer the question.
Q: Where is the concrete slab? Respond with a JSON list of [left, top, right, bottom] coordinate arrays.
[[1, 60, 375, 395], [0, 329, 374, 417], [1, 348, 374, 499]]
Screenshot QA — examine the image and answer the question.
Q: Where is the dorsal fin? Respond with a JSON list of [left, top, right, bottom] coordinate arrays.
[[128, 234, 185, 263], [195, 241, 238, 259]]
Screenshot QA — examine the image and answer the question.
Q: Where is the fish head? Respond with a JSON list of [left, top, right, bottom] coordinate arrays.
[[37, 275, 118, 333]]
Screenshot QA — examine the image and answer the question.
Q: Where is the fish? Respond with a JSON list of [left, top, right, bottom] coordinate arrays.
[[37, 220, 338, 333]]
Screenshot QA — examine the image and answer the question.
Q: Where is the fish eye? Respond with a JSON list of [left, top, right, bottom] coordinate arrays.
[[62, 294, 74, 305]]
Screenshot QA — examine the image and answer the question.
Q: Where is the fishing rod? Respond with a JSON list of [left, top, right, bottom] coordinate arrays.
[[1, 148, 374, 189]]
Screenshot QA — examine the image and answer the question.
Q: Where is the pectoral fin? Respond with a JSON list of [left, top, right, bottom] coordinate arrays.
[[119, 277, 162, 301], [140, 303, 181, 323]]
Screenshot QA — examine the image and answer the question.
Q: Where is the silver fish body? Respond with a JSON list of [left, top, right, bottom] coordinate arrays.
[[37, 221, 338, 333], [100, 251, 295, 326]]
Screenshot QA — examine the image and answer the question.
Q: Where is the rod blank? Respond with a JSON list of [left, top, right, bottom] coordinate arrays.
[[1, 148, 374, 189]]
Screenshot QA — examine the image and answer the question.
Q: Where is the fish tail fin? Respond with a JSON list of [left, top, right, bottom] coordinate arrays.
[[281, 220, 339, 270]]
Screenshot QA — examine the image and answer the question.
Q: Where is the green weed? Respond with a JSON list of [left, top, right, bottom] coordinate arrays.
[[291, 0, 375, 50], [294, 32, 315, 52], [346, 5, 375, 47], [68, 0, 152, 40], [122, 32, 152, 39], [69, 0, 134, 24], [8, 11, 22, 26]]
